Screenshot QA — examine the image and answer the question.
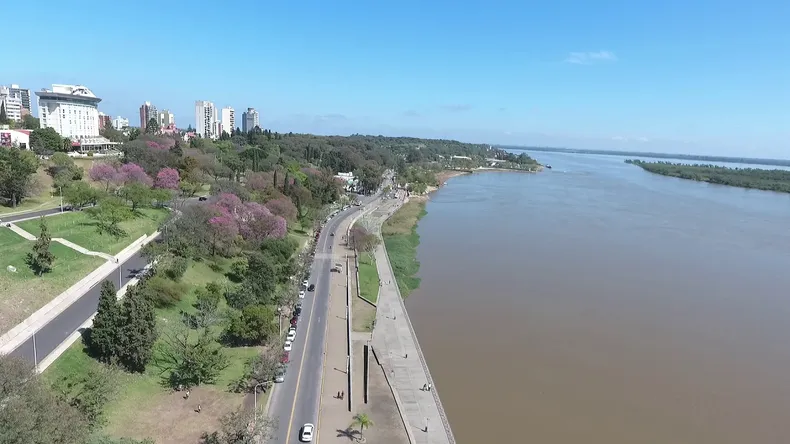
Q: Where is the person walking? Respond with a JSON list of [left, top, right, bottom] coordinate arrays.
[[428, 383, 432, 392]]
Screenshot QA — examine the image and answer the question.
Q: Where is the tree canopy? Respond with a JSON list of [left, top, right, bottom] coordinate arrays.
[[626, 159, 790, 194]]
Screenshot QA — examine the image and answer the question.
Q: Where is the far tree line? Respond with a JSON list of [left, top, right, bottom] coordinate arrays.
[[626, 159, 790, 194]]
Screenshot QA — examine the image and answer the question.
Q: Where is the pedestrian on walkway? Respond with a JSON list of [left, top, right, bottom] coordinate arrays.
[[184, 389, 190, 399], [428, 383, 432, 392], [341, 391, 345, 400], [337, 391, 341, 399], [196, 405, 201, 413], [422, 383, 428, 391], [405, 353, 408, 358]]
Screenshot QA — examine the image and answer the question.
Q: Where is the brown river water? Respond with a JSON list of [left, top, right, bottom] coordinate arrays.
[[405, 151, 790, 444]]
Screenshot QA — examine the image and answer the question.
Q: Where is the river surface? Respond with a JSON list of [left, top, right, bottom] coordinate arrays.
[[405, 151, 790, 444]]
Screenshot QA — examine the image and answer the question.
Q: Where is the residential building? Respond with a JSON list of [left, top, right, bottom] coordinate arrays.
[[195, 100, 217, 139], [139, 101, 158, 131], [221, 107, 235, 135], [98, 112, 112, 129], [9, 85, 31, 113], [36, 84, 118, 152], [0, 86, 24, 122], [241, 107, 259, 132], [112, 116, 129, 130], [159, 109, 175, 128]]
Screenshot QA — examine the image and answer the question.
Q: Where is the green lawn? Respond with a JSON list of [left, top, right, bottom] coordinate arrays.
[[0, 228, 105, 333], [357, 252, 380, 304], [44, 257, 260, 442], [382, 200, 426, 298], [17, 208, 169, 255], [288, 219, 312, 250]]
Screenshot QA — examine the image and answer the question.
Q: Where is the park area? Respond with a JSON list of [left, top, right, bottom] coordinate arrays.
[[382, 200, 426, 298], [0, 227, 105, 334], [357, 252, 380, 304], [44, 258, 262, 444], [17, 208, 169, 255]]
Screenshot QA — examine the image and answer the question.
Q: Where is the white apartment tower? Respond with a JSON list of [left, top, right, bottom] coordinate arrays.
[[159, 110, 175, 128], [221, 107, 235, 135], [0, 86, 24, 122], [195, 100, 217, 139], [241, 107, 260, 132], [112, 116, 129, 130], [36, 84, 102, 139]]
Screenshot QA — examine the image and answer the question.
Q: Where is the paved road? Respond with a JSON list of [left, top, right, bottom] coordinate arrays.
[[8, 251, 149, 363], [268, 197, 378, 443], [0, 207, 66, 223]]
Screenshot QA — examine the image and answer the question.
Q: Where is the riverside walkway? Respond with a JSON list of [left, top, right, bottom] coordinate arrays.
[[370, 197, 456, 444]]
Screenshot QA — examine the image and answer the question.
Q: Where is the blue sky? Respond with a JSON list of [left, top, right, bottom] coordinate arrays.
[[4, 0, 789, 157]]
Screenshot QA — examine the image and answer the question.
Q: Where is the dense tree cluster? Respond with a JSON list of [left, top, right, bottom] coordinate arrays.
[[626, 159, 790, 193], [0, 147, 38, 207]]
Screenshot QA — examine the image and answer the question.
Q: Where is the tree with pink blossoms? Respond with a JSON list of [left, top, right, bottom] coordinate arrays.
[[265, 197, 297, 223], [208, 211, 239, 256], [89, 162, 119, 192], [155, 168, 180, 189], [118, 163, 153, 187]]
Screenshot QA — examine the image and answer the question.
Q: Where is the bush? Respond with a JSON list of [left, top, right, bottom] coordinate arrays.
[[143, 275, 188, 308], [228, 258, 247, 282], [165, 256, 189, 281]]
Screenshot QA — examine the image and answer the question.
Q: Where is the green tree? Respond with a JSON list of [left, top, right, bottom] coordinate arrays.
[[22, 114, 40, 129], [100, 124, 126, 143], [63, 181, 102, 209], [26, 217, 55, 275], [119, 182, 152, 211], [29, 127, 62, 153], [145, 118, 160, 135], [226, 252, 277, 309], [0, 147, 39, 207], [62, 137, 73, 151], [222, 304, 277, 346], [117, 285, 157, 372], [0, 101, 8, 124], [56, 365, 117, 429], [159, 327, 228, 388], [350, 413, 374, 440], [0, 355, 89, 444], [88, 280, 120, 363], [90, 196, 132, 237]]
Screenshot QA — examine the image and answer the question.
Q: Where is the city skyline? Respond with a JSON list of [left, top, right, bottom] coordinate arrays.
[[2, 0, 787, 157]]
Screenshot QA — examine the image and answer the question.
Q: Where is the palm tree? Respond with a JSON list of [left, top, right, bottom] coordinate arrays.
[[350, 413, 374, 442]]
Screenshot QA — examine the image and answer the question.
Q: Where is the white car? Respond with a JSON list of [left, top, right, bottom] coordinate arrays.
[[287, 330, 296, 342], [298, 290, 306, 299], [302, 279, 309, 287], [300, 423, 314, 442], [283, 340, 293, 351]]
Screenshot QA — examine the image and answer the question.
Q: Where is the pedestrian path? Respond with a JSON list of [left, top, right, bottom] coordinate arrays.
[[370, 198, 456, 444], [6, 223, 117, 261], [7, 223, 37, 240]]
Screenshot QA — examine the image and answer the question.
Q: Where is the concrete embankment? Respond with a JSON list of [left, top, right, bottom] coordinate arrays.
[[369, 197, 456, 444]]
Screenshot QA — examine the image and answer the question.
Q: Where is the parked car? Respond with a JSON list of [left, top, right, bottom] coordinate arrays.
[[290, 316, 298, 326], [284, 340, 293, 351], [307, 284, 315, 292], [295, 306, 302, 316], [302, 279, 309, 287], [281, 352, 290, 364], [198, 196, 208, 201], [298, 290, 306, 299], [287, 330, 296, 342]]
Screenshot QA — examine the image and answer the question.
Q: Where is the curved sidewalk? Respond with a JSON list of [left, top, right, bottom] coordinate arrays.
[[370, 198, 456, 444]]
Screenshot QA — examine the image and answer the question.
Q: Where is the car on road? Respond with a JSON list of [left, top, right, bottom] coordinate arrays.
[[198, 196, 208, 201], [274, 371, 285, 383], [287, 330, 296, 342], [307, 284, 315, 292], [284, 340, 293, 351], [281, 352, 290, 364], [300, 423, 315, 442], [298, 290, 306, 299], [294, 306, 302, 316], [302, 279, 309, 287], [290, 316, 298, 326]]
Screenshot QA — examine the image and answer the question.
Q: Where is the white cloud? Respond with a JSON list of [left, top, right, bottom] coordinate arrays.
[[612, 135, 649, 143], [565, 51, 618, 65]]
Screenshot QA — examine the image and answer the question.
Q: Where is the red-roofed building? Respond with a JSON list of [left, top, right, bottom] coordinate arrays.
[[0, 129, 31, 149]]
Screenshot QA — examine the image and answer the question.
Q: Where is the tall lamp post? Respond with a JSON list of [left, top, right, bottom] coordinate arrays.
[[253, 382, 266, 422], [59, 186, 63, 212]]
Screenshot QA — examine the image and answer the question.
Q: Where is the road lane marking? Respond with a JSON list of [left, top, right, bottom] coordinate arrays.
[[284, 215, 342, 443]]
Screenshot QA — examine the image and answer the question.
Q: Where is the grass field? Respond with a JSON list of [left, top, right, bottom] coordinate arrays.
[[288, 219, 312, 250], [0, 227, 105, 334], [17, 208, 168, 255], [381, 200, 426, 298], [357, 252, 380, 303], [44, 257, 260, 443]]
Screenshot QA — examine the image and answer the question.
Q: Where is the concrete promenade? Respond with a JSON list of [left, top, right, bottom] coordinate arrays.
[[370, 197, 456, 444]]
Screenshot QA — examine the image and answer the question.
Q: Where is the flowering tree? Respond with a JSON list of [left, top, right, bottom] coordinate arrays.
[[265, 197, 297, 223], [89, 163, 119, 191], [155, 168, 180, 189], [208, 211, 239, 256], [209, 193, 287, 245], [145, 141, 163, 150], [118, 163, 153, 187]]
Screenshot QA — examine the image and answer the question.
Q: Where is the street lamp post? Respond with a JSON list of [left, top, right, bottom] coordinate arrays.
[[277, 307, 282, 335], [253, 382, 266, 418], [59, 186, 63, 213], [116, 258, 122, 288]]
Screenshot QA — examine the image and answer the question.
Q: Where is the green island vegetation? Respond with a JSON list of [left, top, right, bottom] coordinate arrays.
[[0, 124, 514, 443], [625, 159, 790, 193], [512, 145, 790, 168], [348, 224, 381, 304]]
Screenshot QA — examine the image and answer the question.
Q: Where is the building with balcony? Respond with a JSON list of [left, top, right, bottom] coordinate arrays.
[[36, 84, 118, 152], [221, 107, 235, 135], [195, 100, 217, 139], [241, 107, 259, 132]]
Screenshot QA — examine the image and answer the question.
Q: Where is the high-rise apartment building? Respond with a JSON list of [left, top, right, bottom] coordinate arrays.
[[0, 86, 23, 122], [36, 84, 102, 140], [4, 84, 31, 115], [139, 101, 158, 131], [98, 112, 112, 129], [195, 100, 217, 139], [159, 109, 175, 128], [241, 108, 260, 132], [221, 107, 235, 135], [112, 116, 129, 130]]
